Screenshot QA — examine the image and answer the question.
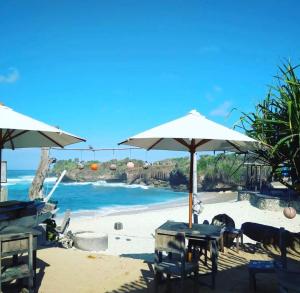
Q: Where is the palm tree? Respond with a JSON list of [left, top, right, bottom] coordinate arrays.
[[237, 61, 300, 193]]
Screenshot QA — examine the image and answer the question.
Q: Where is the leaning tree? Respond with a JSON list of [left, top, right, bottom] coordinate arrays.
[[237, 61, 300, 193]]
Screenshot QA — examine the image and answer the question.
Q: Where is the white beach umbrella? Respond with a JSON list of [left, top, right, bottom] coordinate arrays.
[[0, 104, 86, 187], [119, 109, 259, 228]]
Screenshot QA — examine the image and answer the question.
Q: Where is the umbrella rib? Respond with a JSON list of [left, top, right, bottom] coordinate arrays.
[[195, 139, 211, 149], [2, 129, 14, 142], [173, 138, 191, 150], [226, 140, 244, 153], [6, 130, 16, 150], [38, 131, 64, 148], [118, 139, 129, 145], [8, 130, 29, 141], [147, 138, 164, 151]]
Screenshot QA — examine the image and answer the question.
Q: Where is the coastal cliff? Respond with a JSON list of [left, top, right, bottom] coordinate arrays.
[[57, 161, 185, 190], [52, 155, 248, 191]]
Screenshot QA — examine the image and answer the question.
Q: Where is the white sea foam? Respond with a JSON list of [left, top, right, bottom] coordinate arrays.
[[2, 182, 16, 186], [7, 175, 56, 185], [61, 180, 149, 189], [70, 204, 149, 218], [7, 175, 34, 184], [92, 181, 149, 189], [7, 175, 149, 190], [44, 177, 57, 183], [61, 182, 93, 186]]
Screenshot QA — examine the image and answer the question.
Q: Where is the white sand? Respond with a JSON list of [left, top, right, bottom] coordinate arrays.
[[69, 199, 300, 258], [34, 198, 300, 292]]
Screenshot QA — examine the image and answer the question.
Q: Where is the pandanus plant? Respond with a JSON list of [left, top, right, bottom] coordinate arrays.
[[237, 62, 300, 193]]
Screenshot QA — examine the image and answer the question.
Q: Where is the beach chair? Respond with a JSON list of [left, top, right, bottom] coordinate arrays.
[[248, 227, 287, 291], [224, 226, 243, 252], [55, 209, 71, 236], [211, 214, 237, 250], [154, 232, 198, 292]]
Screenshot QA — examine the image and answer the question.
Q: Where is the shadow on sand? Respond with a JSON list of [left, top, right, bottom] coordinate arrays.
[[4, 256, 50, 293], [106, 243, 300, 293]]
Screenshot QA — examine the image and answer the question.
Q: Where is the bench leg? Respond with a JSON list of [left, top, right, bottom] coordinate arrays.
[[154, 272, 161, 293], [205, 246, 208, 266], [220, 236, 224, 253], [193, 269, 199, 293]]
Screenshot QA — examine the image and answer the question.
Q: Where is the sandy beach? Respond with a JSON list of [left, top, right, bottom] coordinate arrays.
[[68, 192, 300, 258], [20, 192, 299, 293]]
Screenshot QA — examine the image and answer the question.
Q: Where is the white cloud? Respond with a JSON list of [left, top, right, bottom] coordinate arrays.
[[0, 68, 20, 83], [210, 101, 232, 117], [204, 85, 223, 102], [213, 85, 222, 93]]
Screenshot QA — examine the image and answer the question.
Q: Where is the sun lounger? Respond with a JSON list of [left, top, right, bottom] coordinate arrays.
[[55, 209, 71, 236]]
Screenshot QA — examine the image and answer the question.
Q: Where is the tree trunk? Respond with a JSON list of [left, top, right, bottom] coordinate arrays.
[[29, 148, 55, 200]]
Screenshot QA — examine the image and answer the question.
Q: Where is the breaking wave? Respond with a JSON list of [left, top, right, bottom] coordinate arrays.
[[6, 175, 57, 185], [62, 180, 149, 189]]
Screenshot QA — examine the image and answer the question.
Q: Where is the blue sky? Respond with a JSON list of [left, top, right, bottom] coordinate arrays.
[[0, 0, 299, 169]]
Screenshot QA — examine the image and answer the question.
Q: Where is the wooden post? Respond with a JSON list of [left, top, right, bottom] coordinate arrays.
[[29, 148, 55, 200], [246, 164, 249, 189], [255, 166, 258, 191], [259, 165, 262, 191]]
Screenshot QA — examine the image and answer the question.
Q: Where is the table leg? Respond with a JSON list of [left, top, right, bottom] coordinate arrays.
[[211, 240, 218, 289], [204, 242, 208, 266], [12, 254, 18, 265]]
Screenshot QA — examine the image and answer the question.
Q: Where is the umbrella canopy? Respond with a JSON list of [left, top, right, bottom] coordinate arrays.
[[0, 104, 85, 149], [119, 109, 259, 228], [120, 110, 257, 152], [0, 104, 86, 188]]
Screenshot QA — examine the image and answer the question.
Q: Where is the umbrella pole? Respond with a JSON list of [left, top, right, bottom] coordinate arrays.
[[0, 129, 2, 192], [189, 148, 195, 228], [0, 148, 2, 192]]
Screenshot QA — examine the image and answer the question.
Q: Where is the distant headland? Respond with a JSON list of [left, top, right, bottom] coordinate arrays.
[[51, 154, 247, 192]]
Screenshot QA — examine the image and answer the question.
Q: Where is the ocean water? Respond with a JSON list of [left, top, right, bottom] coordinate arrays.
[[4, 170, 186, 216]]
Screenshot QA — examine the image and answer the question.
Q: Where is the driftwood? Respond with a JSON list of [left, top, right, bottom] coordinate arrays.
[[29, 148, 55, 200]]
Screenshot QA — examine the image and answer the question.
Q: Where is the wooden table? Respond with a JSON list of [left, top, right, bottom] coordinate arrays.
[[155, 221, 223, 288]]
